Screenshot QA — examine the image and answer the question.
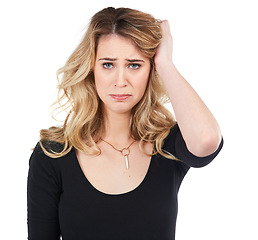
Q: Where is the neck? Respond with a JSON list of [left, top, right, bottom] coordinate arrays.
[[102, 110, 134, 148]]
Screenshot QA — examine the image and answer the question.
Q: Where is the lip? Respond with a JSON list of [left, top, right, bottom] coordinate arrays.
[[110, 94, 132, 101]]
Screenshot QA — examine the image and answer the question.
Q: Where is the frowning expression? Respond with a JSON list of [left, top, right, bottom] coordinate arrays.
[[94, 34, 151, 115]]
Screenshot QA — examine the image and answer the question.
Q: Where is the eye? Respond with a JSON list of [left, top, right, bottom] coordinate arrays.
[[129, 63, 141, 69], [103, 63, 113, 69]]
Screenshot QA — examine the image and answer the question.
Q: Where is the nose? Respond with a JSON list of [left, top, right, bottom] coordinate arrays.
[[115, 68, 127, 87]]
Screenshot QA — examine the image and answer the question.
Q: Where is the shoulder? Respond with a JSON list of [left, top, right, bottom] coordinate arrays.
[[40, 141, 66, 154], [29, 142, 63, 171], [28, 142, 63, 194]]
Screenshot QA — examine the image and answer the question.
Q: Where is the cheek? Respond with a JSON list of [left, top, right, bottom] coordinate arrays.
[[94, 68, 108, 92], [93, 77, 105, 102], [135, 69, 150, 92]]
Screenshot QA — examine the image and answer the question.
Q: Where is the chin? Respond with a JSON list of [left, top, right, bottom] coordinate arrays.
[[104, 104, 134, 115], [112, 108, 133, 115], [102, 98, 141, 115]]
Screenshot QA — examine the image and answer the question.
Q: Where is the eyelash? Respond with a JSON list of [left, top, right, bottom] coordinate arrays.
[[103, 63, 113, 69], [129, 63, 141, 69], [102, 63, 141, 69]]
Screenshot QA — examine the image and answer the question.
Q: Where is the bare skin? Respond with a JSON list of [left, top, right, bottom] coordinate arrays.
[[76, 21, 222, 195], [155, 20, 221, 157], [77, 34, 153, 195]]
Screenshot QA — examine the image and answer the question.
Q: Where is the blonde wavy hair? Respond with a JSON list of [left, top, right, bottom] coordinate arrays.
[[40, 7, 177, 160]]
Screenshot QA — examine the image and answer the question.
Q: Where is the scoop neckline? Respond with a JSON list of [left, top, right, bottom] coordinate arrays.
[[72, 148, 155, 197]]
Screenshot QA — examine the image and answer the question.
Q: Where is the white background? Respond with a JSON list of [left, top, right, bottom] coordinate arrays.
[[1, 0, 257, 239]]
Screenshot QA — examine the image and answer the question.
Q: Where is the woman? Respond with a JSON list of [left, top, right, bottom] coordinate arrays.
[[27, 7, 223, 240]]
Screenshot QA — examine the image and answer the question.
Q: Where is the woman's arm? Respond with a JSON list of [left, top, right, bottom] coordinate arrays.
[[155, 20, 222, 157], [27, 143, 61, 240]]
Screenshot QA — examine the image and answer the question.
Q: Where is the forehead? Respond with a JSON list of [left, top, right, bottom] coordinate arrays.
[[96, 34, 147, 60]]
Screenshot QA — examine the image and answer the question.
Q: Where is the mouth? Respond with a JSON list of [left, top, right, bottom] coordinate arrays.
[[109, 94, 132, 101]]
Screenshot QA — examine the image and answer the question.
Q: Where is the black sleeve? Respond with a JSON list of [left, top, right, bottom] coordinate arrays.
[[27, 143, 62, 240], [164, 123, 224, 168]]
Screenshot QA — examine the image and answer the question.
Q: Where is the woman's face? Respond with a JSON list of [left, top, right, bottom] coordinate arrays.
[[94, 34, 151, 116]]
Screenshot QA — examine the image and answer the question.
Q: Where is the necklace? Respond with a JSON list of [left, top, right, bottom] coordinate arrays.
[[100, 138, 136, 169]]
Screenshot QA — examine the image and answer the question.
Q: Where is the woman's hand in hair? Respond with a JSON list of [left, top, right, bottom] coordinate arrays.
[[153, 20, 222, 157], [154, 20, 173, 74]]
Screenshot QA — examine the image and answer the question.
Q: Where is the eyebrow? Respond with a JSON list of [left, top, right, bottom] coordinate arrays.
[[98, 58, 117, 61], [126, 59, 145, 63], [98, 58, 145, 62]]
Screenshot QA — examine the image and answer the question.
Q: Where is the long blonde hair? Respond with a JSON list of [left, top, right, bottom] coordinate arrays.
[[40, 7, 177, 160]]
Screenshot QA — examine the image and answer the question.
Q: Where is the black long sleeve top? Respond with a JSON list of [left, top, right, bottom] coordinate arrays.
[[27, 123, 223, 240]]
